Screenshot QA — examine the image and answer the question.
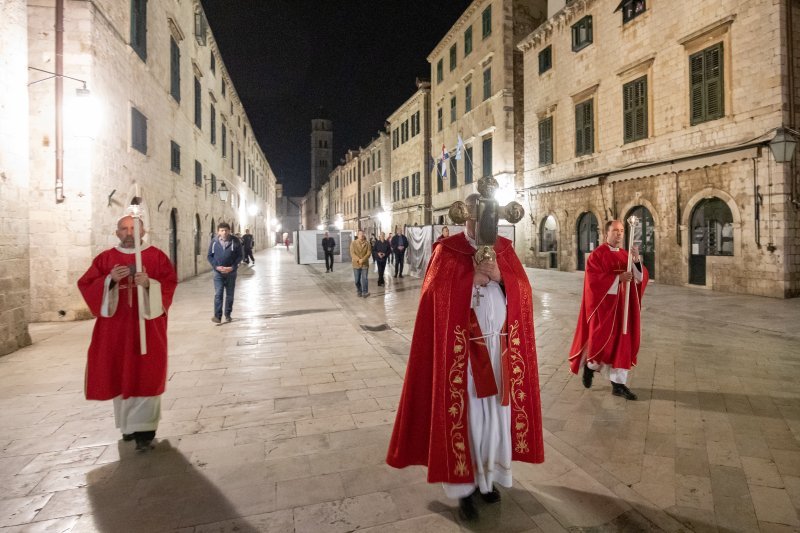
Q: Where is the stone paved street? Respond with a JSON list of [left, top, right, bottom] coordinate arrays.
[[1, 247, 800, 532]]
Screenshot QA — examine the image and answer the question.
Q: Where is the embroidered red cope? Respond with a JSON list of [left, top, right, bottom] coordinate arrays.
[[386, 233, 544, 484]]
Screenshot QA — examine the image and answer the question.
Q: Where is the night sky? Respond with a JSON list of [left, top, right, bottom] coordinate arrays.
[[200, 1, 473, 196]]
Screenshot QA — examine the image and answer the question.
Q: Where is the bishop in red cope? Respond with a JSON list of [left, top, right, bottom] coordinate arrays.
[[78, 215, 178, 451], [387, 194, 544, 520], [568, 219, 648, 400]]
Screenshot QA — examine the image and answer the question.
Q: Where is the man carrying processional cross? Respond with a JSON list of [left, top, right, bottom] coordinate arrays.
[[387, 177, 544, 521], [78, 207, 178, 451]]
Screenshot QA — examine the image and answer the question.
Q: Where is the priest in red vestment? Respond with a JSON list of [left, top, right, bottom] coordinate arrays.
[[568, 219, 648, 400], [387, 193, 544, 520], [78, 215, 178, 450]]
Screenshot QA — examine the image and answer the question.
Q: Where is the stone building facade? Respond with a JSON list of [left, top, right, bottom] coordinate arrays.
[[339, 150, 362, 231], [387, 81, 432, 230], [0, 0, 33, 355], [518, 0, 800, 297], [427, 0, 547, 247], [23, 0, 276, 324], [358, 133, 391, 237]]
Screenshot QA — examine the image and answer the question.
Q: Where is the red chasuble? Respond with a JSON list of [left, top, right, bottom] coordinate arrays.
[[568, 243, 649, 374], [78, 246, 178, 400], [386, 233, 544, 484]]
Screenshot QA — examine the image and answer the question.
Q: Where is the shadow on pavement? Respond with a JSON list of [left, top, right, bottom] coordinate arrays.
[[85, 440, 262, 532], [649, 388, 800, 419]]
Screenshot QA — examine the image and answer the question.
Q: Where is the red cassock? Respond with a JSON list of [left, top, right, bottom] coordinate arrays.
[[386, 234, 544, 484], [77, 246, 178, 401], [568, 243, 649, 374]]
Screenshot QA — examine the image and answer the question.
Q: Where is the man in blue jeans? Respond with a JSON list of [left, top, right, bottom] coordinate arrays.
[[207, 222, 242, 323]]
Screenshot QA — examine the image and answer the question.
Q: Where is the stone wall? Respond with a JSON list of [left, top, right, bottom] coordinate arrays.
[[26, 0, 277, 322], [519, 0, 798, 297], [0, 0, 32, 355]]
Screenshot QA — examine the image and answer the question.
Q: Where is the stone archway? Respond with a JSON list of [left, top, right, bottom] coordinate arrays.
[[688, 198, 734, 285], [539, 214, 558, 269], [169, 208, 178, 269], [194, 214, 202, 276]]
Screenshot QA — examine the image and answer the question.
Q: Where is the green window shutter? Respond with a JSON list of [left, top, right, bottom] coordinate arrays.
[[635, 78, 647, 140], [690, 51, 705, 125], [576, 100, 593, 156], [539, 118, 553, 165], [705, 43, 724, 121], [623, 77, 647, 143], [584, 100, 594, 153]]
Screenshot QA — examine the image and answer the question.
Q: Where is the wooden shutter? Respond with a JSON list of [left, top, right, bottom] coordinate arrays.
[[576, 100, 593, 156], [575, 104, 584, 155], [635, 78, 647, 140], [705, 43, 724, 120], [690, 51, 705, 124], [539, 118, 552, 165], [623, 77, 646, 142]]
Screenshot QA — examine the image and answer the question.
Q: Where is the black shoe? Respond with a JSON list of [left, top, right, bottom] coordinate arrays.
[[480, 486, 501, 504], [393, 274, 397, 278], [458, 494, 479, 521], [134, 431, 155, 451], [399, 274, 404, 278], [582, 365, 595, 389], [225, 315, 232, 323], [211, 316, 221, 324], [122, 433, 135, 442], [612, 382, 637, 400]]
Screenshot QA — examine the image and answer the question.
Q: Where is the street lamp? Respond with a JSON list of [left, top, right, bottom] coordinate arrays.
[[217, 182, 229, 202], [769, 128, 798, 163]]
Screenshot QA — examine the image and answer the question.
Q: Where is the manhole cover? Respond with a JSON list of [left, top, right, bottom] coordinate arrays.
[[361, 323, 390, 332]]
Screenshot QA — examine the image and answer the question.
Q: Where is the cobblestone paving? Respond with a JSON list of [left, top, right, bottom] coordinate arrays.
[[1, 248, 798, 532]]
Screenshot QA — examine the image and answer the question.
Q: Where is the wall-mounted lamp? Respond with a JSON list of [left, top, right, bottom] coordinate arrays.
[[769, 127, 799, 163], [202, 177, 229, 202]]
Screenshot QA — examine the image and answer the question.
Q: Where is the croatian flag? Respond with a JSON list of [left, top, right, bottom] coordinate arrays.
[[441, 144, 449, 177]]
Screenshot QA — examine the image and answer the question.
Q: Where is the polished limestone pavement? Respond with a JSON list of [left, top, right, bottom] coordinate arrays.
[[1, 247, 799, 532]]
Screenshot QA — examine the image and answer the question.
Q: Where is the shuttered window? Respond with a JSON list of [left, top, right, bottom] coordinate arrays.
[[575, 100, 594, 156], [131, 107, 147, 154], [538, 46, 552, 74], [169, 37, 180, 102], [623, 76, 647, 143], [170, 141, 180, 173], [690, 43, 724, 125], [130, 0, 147, 61], [538, 117, 553, 166]]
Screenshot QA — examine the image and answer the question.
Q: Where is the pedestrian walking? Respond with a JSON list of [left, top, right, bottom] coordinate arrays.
[[322, 231, 336, 272], [391, 229, 409, 278], [207, 222, 242, 323], [568, 220, 649, 400], [242, 228, 255, 265], [350, 230, 371, 297], [77, 215, 178, 451], [373, 232, 391, 286], [387, 193, 544, 520]]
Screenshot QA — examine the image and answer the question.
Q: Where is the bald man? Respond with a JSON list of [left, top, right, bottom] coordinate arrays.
[[78, 216, 178, 451]]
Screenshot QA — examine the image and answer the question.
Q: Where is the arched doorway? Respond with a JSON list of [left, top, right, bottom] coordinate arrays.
[[576, 212, 599, 271], [625, 206, 656, 279], [194, 214, 202, 275], [169, 208, 178, 269], [540, 215, 558, 269], [689, 198, 733, 285]]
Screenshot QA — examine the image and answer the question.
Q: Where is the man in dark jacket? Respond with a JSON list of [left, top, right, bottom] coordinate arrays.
[[373, 232, 391, 286], [241, 229, 255, 265], [207, 222, 242, 323], [391, 229, 409, 278], [321, 232, 336, 273]]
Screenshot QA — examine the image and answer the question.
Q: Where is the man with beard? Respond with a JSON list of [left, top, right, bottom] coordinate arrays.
[[77, 215, 178, 451]]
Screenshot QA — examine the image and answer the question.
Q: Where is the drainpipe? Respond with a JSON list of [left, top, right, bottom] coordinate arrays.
[[754, 158, 761, 249], [673, 172, 681, 246], [55, 0, 65, 203], [787, 0, 800, 209]]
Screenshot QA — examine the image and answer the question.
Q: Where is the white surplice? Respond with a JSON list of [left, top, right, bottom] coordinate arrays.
[[443, 249, 512, 498]]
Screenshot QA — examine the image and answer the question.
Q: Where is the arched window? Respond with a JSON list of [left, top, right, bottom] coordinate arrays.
[[691, 198, 733, 257], [539, 215, 558, 252]]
